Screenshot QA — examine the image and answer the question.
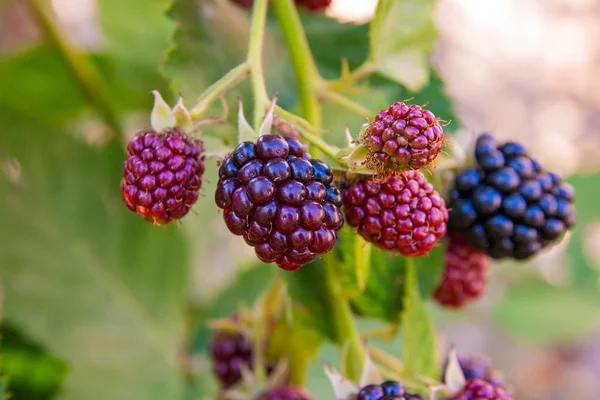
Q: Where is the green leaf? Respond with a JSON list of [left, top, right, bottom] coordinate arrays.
[[334, 226, 372, 298], [0, 109, 189, 400], [369, 0, 437, 91], [0, 322, 68, 400], [0, 378, 8, 400], [401, 259, 438, 380]]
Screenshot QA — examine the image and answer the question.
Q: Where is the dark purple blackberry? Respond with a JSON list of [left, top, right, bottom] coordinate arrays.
[[230, 0, 254, 8], [448, 134, 575, 259], [433, 235, 487, 308], [343, 170, 448, 256], [360, 101, 445, 170], [357, 381, 422, 400], [294, 0, 331, 11], [120, 128, 205, 225], [450, 379, 513, 400], [210, 331, 253, 389], [215, 135, 343, 271], [260, 385, 312, 400], [357, 384, 385, 400]]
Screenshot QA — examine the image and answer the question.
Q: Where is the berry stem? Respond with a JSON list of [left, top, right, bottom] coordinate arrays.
[[189, 62, 251, 120], [25, 0, 121, 137], [320, 89, 375, 119], [271, 0, 322, 126], [247, 0, 271, 132], [327, 61, 376, 91]]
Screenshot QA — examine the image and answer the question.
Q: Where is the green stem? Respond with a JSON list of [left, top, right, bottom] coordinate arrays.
[[26, 0, 121, 136], [189, 62, 250, 119], [321, 90, 374, 118], [247, 0, 270, 132], [328, 61, 376, 90], [271, 0, 322, 125]]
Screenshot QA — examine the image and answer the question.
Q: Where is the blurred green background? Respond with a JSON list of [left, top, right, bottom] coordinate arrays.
[[0, 0, 599, 399]]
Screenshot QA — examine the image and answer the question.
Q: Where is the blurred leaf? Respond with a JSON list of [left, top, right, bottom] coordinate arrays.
[[369, 0, 437, 91], [334, 226, 372, 298], [401, 260, 437, 379], [414, 243, 446, 298], [0, 322, 68, 400], [0, 108, 190, 400], [0, 378, 7, 400]]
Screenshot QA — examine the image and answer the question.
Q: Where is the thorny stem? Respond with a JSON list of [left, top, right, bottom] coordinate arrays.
[[26, 0, 121, 136], [247, 0, 270, 132], [272, 0, 365, 382]]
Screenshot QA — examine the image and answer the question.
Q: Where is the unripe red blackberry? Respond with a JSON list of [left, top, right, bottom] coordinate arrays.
[[260, 385, 312, 400], [210, 331, 253, 389], [360, 101, 445, 170], [215, 135, 343, 271], [434, 236, 487, 308], [451, 379, 513, 400], [294, 0, 331, 11], [448, 134, 576, 259], [120, 128, 205, 225], [343, 171, 448, 256]]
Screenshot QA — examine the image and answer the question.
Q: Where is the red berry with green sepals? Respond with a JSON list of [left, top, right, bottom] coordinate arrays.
[[343, 170, 448, 256], [434, 235, 488, 308], [120, 127, 205, 225], [294, 0, 331, 12], [215, 135, 343, 271], [360, 101, 445, 171], [450, 379, 513, 400], [260, 385, 313, 400]]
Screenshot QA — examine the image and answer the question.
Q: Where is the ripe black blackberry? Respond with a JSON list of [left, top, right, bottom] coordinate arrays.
[[360, 101, 445, 170], [343, 170, 448, 256], [120, 127, 205, 225], [295, 0, 331, 11], [260, 385, 312, 400], [448, 134, 575, 259], [434, 236, 487, 308], [215, 135, 343, 271], [357, 381, 424, 400], [450, 379, 513, 400], [210, 331, 253, 389]]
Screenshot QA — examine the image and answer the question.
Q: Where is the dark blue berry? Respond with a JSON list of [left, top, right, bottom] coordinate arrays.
[[488, 237, 514, 259], [381, 381, 404, 396], [531, 158, 542, 172], [477, 151, 505, 172], [449, 188, 461, 201], [472, 186, 502, 215], [288, 157, 314, 183], [256, 135, 289, 160], [502, 193, 527, 218], [554, 183, 575, 201], [556, 199, 575, 225], [514, 241, 541, 260], [278, 181, 306, 206], [232, 142, 257, 166], [238, 159, 264, 184], [542, 218, 565, 240], [549, 172, 561, 185], [537, 172, 553, 191], [507, 156, 535, 179], [455, 168, 482, 192], [499, 142, 526, 158], [325, 186, 342, 207], [263, 158, 290, 184], [538, 194, 558, 216], [310, 159, 334, 185], [357, 384, 385, 400], [524, 205, 545, 227], [468, 224, 490, 250], [520, 180, 543, 201], [485, 214, 514, 239], [475, 134, 497, 157], [486, 168, 520, 192], [514, 224, 538, 243], [219, 157, 239, 178], [449, 199, 477, 230], [285, 138, 305, 157]]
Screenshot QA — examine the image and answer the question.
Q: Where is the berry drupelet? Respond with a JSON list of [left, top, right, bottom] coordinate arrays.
[[215, 135, 344, 271], [343, 170, 448, 256], [434, 235, 488, 308], [230, 0, 254, 8], [448, 134, 576, 259], [260, 385, 312, 400], [357, 381, 424, 400], [361, 101, 445, 170], [294, 0, 331, 11], [450, 379, 513, 400], [120, 128, 205, 225], [210, 331, 254, 389]]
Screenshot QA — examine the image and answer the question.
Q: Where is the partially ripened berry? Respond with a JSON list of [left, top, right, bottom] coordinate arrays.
[[210, 331, 253, 389], [216, 135, 343, 271], [260, 385, 312, 400], [361, 101, 445, 170], [451, 379, 513, 400], [294, 0, 331, 11], [343, 170, 448, 256], [120, 127, 205, 225], [357, 381, 422, 400], [448, 134, 576, 259], [434, 236, 487, 308]]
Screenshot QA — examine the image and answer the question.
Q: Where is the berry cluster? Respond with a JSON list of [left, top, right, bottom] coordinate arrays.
[[434, 235, 487, 308], [215, 135, 344, 271], [450, 379, 513, 400], [343, 171, 448, 256], [120, 128, 205, 225], [260, 385, 312, 400], [210, 331, 255, 388], [357, 381, 424, 400], [448, 134, 575, 259], [361, 101, 445, 170], [442, 354, 506, 389]]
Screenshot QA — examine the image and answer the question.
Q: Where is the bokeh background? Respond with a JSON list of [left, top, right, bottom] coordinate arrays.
[[1, 0, 599, 399]]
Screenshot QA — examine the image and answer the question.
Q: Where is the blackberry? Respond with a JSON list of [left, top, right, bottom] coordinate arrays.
[[230, 0, 254, 8], [448, 134, 575, 259], [433, 236, 487, 308], [294, 0, 331, 11], [450, 379, 513, 400], [343, 171, 448, 256], [210, 331, 253, 389], [357, 381, 424, 400], [215, 135, 343, 271], [260, 385, 312, 400], [360, 101, 445, 170], [120, 128, 204, 225]]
